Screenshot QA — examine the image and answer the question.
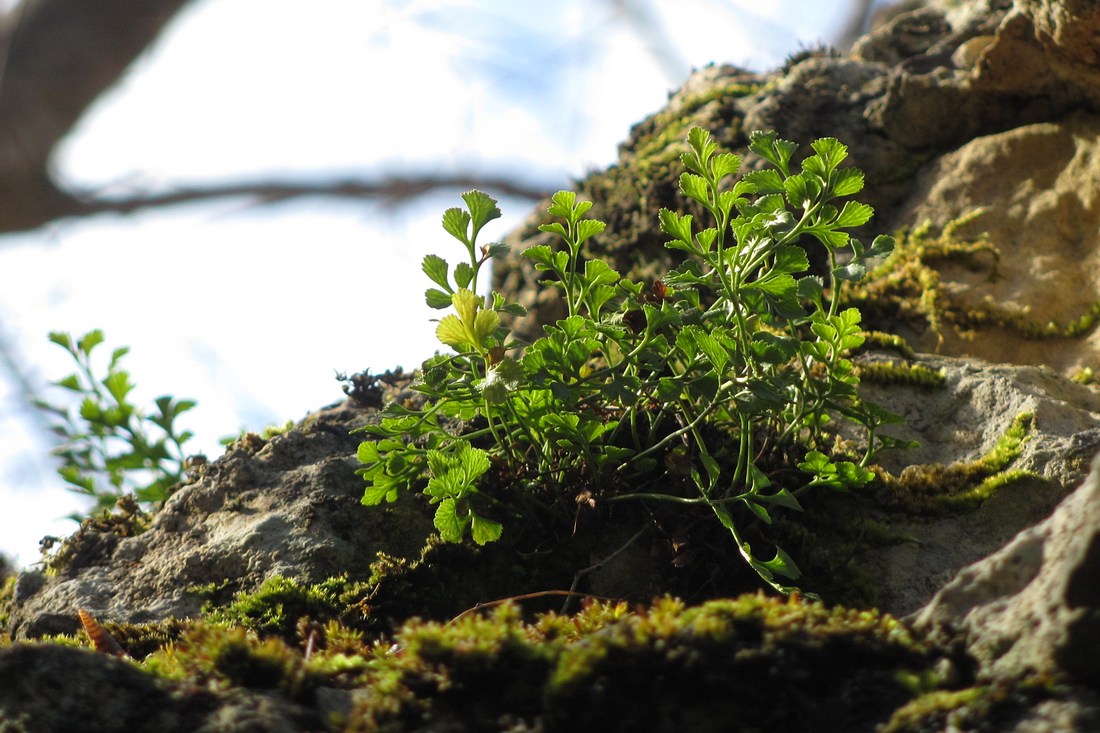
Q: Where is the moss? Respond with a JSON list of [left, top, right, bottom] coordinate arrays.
[[203, 575, 370, 643], [877, 411, 1037, 514], [1072, 366, 1098, 386], [857, 359, 946, 388], [859, 330, 917, 358], [346, 594, 943, 733], [879, 675, 1059, 733], [845, 215, 1100, 344], [0, 574, 14, 640], [80, 616, 190, 661], [40, 494, 152, 575], [9, 590, 1057, 733], [842, 214, 999, 347], [145, 623, 304, 692]]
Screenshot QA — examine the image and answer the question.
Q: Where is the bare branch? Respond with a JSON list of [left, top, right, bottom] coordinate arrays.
[[0, 173, 556, 235]]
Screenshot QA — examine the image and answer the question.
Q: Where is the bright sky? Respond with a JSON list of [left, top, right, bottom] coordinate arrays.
[[0, 0, 856, 567]]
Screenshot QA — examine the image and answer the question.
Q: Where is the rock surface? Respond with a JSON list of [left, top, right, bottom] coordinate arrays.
[[8, 399, 434, 640], [894, 112, 1100, 372], [852, 354, 1100, 615], [913, 448, 1100, 687]]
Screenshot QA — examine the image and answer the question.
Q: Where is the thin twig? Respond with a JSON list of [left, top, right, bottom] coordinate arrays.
[[447, 589, 621, 625], [563, 521, 653, 612]]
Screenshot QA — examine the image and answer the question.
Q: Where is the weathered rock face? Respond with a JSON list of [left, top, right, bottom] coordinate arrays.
[[913, 449, 1100, 689], [7, 399, 434, 640], [850, 354, 1100, 615], [890, 113, 1100, 371]]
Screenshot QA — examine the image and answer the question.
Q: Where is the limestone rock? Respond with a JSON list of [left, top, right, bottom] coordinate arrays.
[[850, 354, 1100, 615], [7, 399, 434, 640], [912, 448, 1100, 688], [894, 113, 1100, 376], [975, 0, 1100, 108]]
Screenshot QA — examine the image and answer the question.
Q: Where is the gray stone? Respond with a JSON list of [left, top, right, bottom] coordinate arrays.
[[850, 353, 1100, 615], [7, 399, 434, 640], [912, 448, 1100, 686]]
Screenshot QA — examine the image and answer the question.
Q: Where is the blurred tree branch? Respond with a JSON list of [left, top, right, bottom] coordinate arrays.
[[0, 0, 551, 239], [0, 0, 880, 238], [68, 174, 554, 219], [0, 0, 192, 232]]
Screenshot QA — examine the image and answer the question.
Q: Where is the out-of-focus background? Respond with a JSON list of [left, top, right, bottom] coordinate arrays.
[[0, 0, 889, 568]]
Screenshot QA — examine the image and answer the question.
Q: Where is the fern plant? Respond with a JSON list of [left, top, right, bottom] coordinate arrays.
[[357, 127, 907, 592]]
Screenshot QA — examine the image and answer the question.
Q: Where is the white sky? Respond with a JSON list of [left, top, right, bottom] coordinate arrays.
[[0, 0, 855, 567]]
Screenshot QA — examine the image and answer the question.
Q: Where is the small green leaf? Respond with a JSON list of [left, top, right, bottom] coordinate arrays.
[[362, 477, 399, 506], [454, 262, 474, 290], [436, 315, 469, 349], [693, 329, 729, 373], [748, 130, 798, 175], [442, 207, 471, 244], [422, 254, 451, 290], [659, 208, 694, 245], [103, 367, 135, 402], [48, 331, 74, 350], [784, 174, 812, 209], [695, 228, 717, 255], [753, 488, 803, 511], [679, 173, 710, 205], [583, 259, 619, 287], [834, 201, 874, 228], [745, 500, 772, 524], [537, 222, 568, 240], [546, 190, 579, 221], [461, 190, 502, 231], [56, 374, 82, 392], [108, 347, 129, 369], [807, 226, 849, 250], [868, 234, 894, 258], [433, 498, 468, 542], [832, 168, 864, 197], [357, 442, 381, 464], [757, 546, 801, 580], [575, 218, 606, 245], [425, 288, 453, 309], [798, 450, 832, 474], [456, 441, 491, 482], [710, 152, 741, 181], [742, 169, 784, 193], [834, 262, 866, 281], [810, 137, 847, 172], [470, 512, 503, 545], [77, 330, 105, 354]]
